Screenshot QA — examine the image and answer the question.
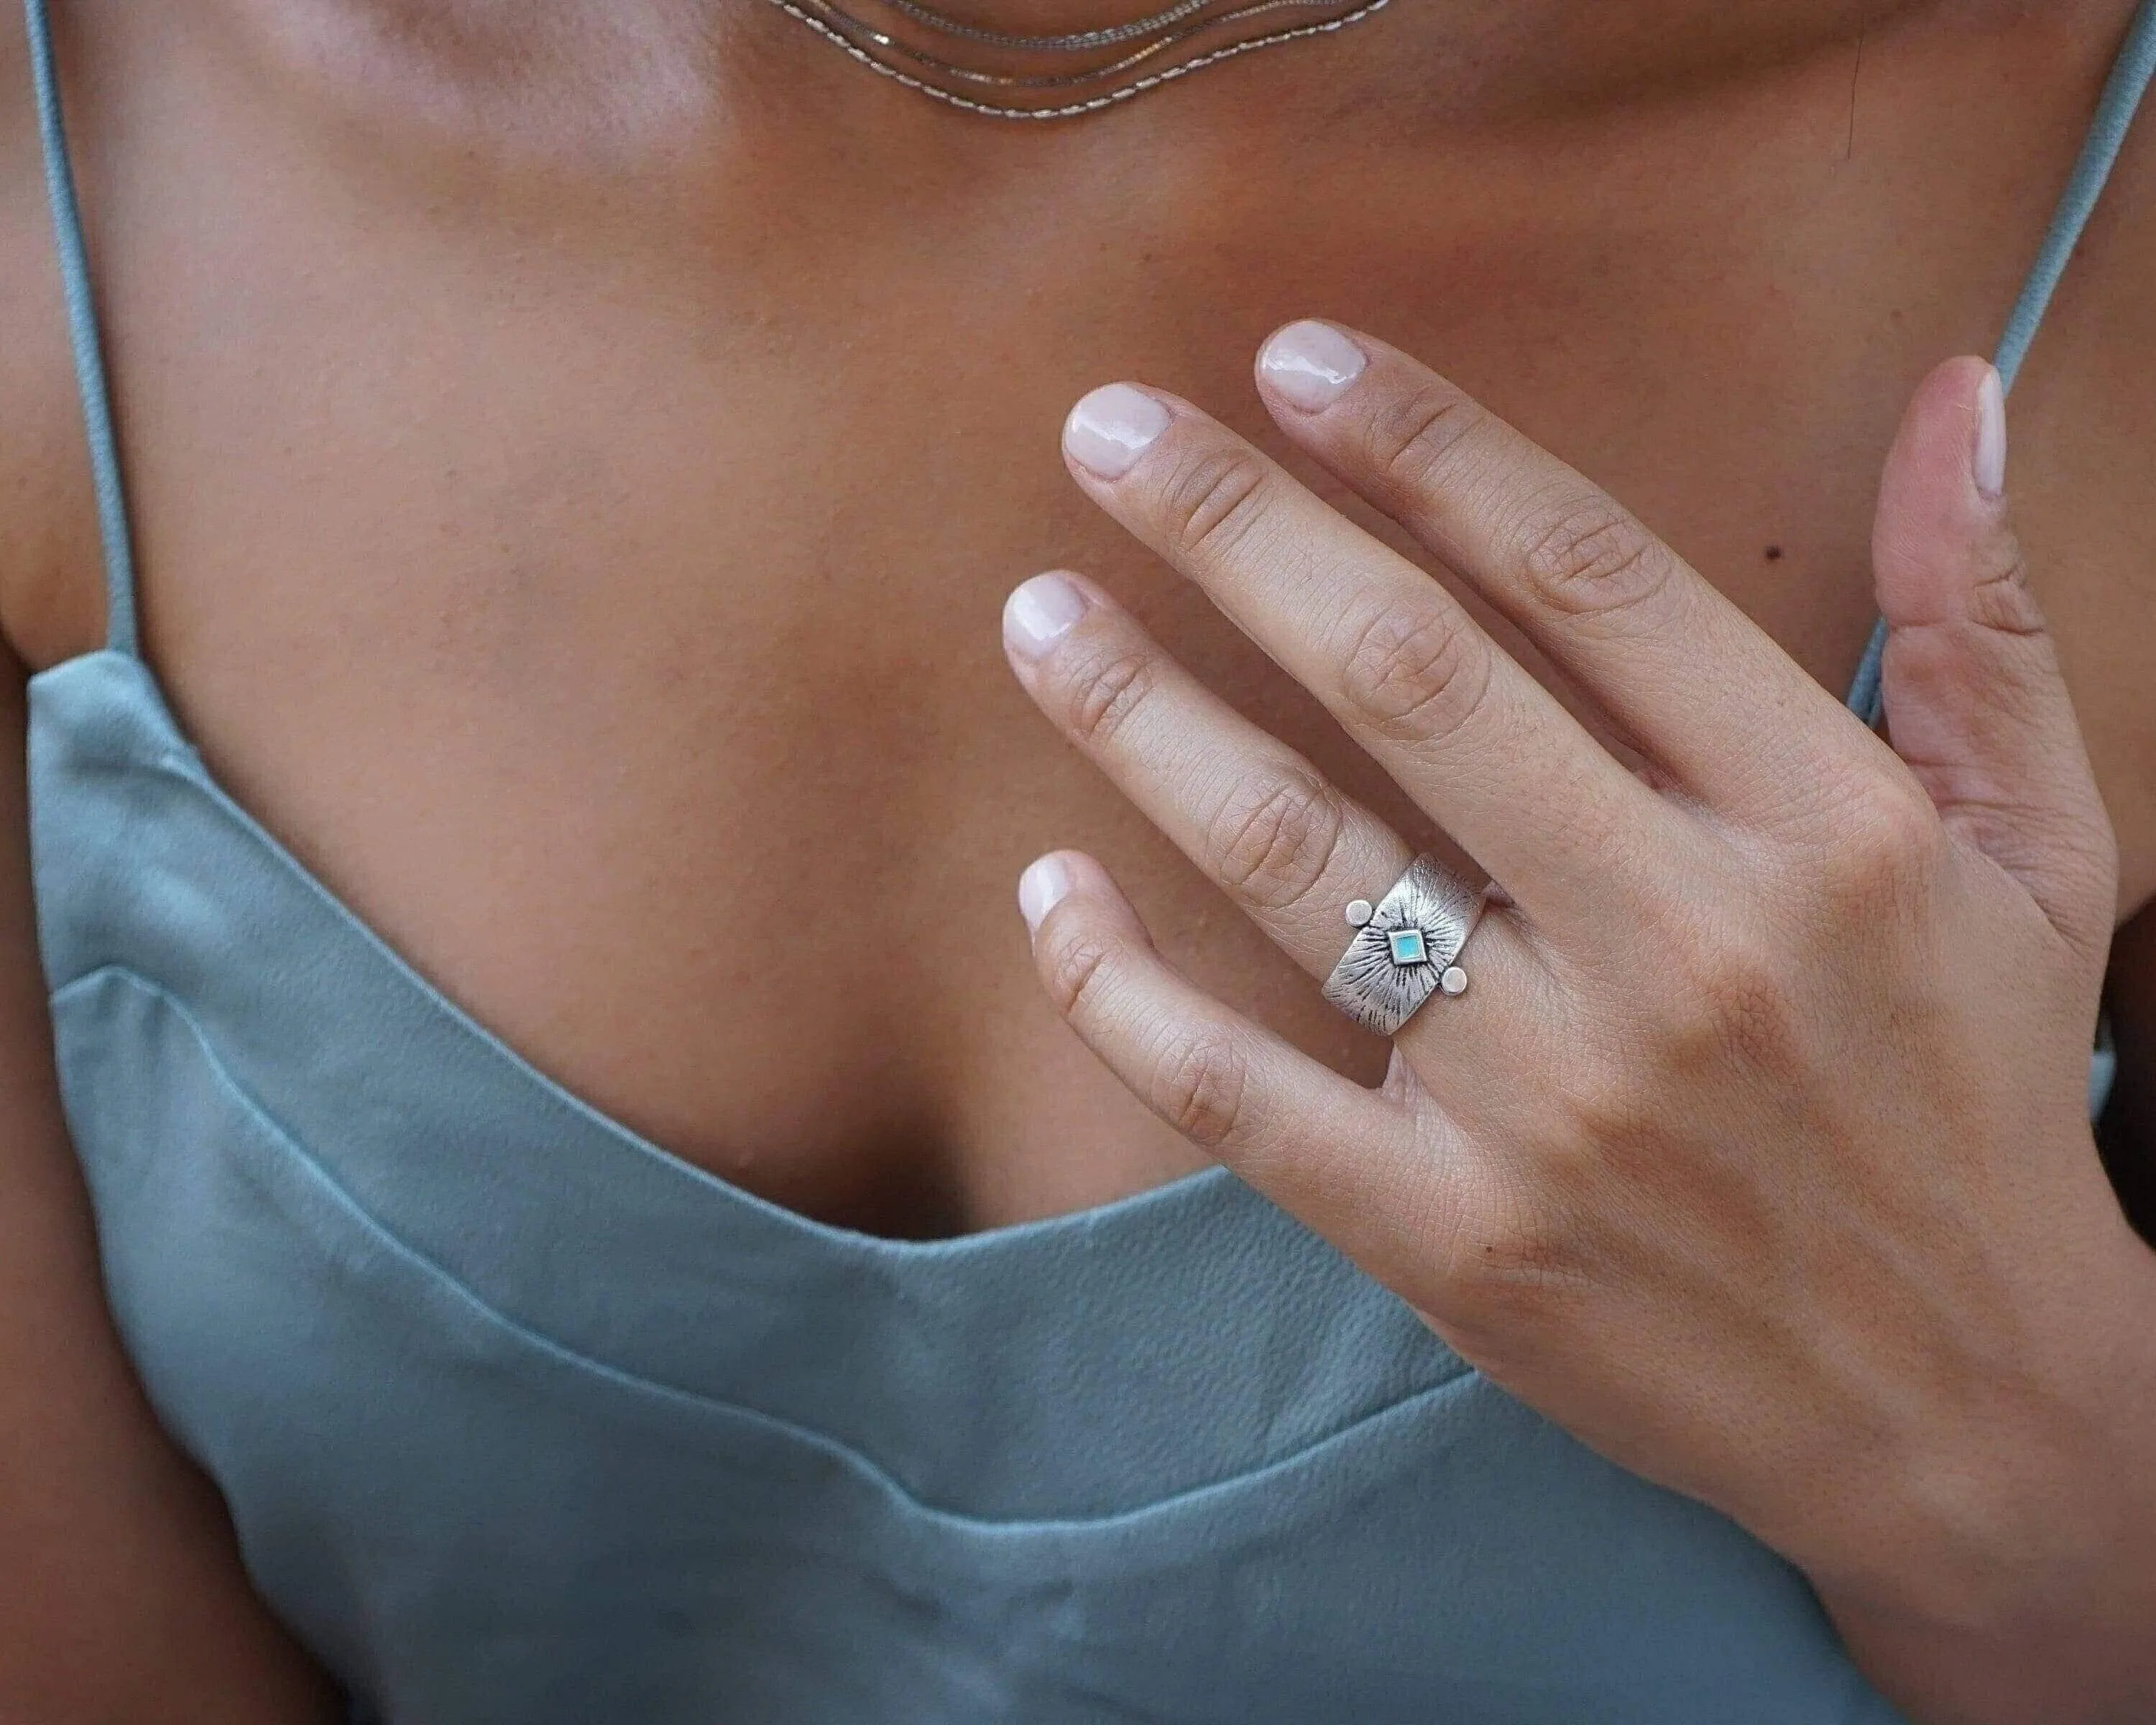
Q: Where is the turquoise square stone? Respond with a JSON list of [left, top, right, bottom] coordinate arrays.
[[1387, 927, 1428, 966]]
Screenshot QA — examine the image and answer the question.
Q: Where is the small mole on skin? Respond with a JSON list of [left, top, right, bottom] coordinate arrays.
[[1764, 545, 1784, 561]]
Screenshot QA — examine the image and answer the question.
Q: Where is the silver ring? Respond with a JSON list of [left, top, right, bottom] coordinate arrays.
[[1321, 855, 1486, 1036]]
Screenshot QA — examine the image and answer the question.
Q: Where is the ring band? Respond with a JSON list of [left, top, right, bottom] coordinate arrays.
[[1321, 855, 1486, 1036]]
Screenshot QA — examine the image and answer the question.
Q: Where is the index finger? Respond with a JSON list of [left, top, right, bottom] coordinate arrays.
[[1059, 381, 1674, 932], [1253, 321, 1883, 826]]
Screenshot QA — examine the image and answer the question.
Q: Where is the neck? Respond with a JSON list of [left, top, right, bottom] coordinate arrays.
[[813, 0, 1917, 78], [798, 0, 1894, 39], [261, 0, 1962, 158], [726, 0, 1955, 134]]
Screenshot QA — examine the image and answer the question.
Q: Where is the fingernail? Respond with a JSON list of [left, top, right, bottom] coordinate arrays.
[[1258, 320, 1368, 411], [1064, 384, 1169, 479], [1003, 571, 1090, 659], [1973, 363, 2007, 500], [1018, 854, 1074, 932]]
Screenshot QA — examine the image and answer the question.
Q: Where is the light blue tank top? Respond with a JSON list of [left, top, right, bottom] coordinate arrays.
[[23, 4, 2155, 1718]]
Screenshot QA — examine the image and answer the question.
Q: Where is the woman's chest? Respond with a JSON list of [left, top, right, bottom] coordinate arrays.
[[16, 22, 2155, 1234]]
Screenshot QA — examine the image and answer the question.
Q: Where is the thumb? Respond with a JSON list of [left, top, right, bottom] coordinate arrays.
[[1871, 355, 2116, 960]]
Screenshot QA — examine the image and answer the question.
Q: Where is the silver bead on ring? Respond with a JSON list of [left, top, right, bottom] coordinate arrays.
[[1321, 855, 1485, 1036]]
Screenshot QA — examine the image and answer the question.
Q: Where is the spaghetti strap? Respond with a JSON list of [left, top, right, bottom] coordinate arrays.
[[1847, 0, 2156, 724], [23, 0, 138, 658]]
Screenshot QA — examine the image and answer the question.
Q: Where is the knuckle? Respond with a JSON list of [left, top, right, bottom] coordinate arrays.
[[1335, 596, 1491, 745], [1435, 1176, 1585, 1324], [1516, 492, 1673, 622], [1148, 1024, 1251, 1149], [1054, 636, 1161, 748], [1153, 441, 1273, 562], [1814, 774, 1946, 908], [1550, 1051, 1662, 1154], [1357, 379, 1483, 497], [1962, 530, 2047, 639], [1038, 926, 1120, 1022], [1666, 930, 1803, 1075], [1207, 768, 1350, 910]]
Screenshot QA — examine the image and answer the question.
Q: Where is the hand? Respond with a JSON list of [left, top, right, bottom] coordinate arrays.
[[1001, 322, 2156, 1722]]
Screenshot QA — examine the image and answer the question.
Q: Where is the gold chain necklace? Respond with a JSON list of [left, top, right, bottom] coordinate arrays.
[[752, 0, 1393, 120]]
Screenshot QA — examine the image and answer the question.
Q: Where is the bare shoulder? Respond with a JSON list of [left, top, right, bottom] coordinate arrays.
[[0, 0, 103, 670], [2009, 3, 2156, 916]]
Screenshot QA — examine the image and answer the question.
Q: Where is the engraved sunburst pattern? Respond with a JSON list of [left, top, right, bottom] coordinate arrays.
[[1320, 857, 1483, 1036]]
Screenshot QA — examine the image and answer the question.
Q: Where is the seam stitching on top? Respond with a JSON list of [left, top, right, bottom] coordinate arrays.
[[51, 963, 1488, 1536]]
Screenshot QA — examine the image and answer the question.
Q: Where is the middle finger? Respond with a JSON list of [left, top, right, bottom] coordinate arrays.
[[1059, 382, 1672, 927]]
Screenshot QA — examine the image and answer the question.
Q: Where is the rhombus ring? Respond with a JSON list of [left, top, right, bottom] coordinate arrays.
[[1320, 854, 1487, 1037]]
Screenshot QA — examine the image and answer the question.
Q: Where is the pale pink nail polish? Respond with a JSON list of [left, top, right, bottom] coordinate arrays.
[[1258, 320, 1368, 411], [1018, 855, 1074, 931], [1064, 385, 1169, 479], [1003, 572, 1089, 659], [1973, 364, 2007, 500]]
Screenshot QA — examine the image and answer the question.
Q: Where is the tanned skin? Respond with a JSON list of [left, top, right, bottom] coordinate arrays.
[[1, 0, 2152, 1715]]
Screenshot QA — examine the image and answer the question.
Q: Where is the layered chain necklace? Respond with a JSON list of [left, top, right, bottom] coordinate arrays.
[[752, 0, 1393, 119]]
